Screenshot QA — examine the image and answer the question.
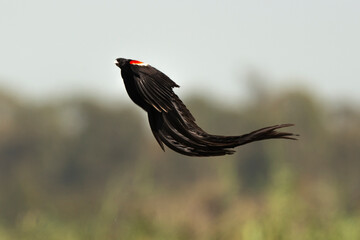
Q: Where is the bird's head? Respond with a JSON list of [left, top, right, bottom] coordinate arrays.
[[115, 58, 128, 68]]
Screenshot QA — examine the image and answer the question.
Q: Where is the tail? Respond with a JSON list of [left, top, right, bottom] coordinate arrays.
[[232, 123, 298, 146], [147, 109, 298, 157], [148, 110, 235, 156]]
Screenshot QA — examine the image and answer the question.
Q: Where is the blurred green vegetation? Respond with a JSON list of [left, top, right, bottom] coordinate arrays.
[[0, 86, 359, 240]]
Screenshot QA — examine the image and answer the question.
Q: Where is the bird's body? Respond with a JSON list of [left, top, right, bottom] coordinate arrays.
[[115, 58, 298, 157]]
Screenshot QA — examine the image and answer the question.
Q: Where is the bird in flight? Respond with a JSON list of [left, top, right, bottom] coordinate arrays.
[[115, 58, 298, 157]]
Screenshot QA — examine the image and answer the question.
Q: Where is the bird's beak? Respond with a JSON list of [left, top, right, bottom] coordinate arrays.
[[115, 60, 120, 67]]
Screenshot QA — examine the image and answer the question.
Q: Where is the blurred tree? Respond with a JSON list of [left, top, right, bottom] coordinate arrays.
[[0, 84, 359, 239]]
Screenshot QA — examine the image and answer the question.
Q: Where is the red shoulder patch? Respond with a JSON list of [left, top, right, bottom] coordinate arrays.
[[130, 60, 143, 65], [130, 60, 149, 66]]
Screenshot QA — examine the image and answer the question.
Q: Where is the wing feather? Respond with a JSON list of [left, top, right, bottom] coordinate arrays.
[[131, 65, 178, 112]]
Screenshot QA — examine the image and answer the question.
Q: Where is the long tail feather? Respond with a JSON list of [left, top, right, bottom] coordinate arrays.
[[233, 124, 299, 146], [147, 104, 298, 157]]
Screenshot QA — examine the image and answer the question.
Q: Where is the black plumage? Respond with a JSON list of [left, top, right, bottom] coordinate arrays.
[[115, 58, 298, 157]]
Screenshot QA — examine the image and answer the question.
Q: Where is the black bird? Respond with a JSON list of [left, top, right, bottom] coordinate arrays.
[[115, 58, 298, 157]]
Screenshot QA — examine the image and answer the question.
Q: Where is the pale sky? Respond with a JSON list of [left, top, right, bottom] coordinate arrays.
[[0, 0, 359, 105]]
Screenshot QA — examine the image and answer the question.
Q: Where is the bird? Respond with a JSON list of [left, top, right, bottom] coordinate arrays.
[[115, 58, 298, 157]]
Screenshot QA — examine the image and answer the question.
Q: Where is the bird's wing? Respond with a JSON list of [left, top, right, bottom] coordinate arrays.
[[131, 65, 179, 112]]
